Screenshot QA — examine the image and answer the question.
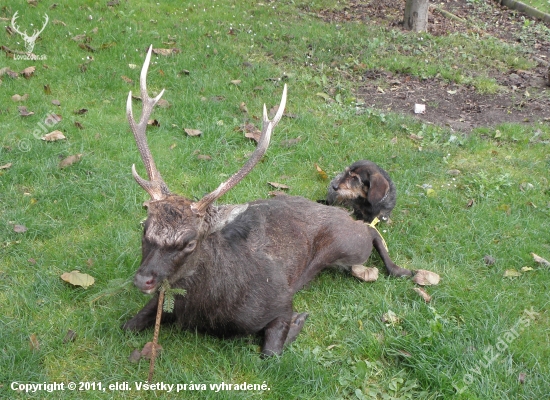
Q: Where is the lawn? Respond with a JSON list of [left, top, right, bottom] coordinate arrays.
[[1, 0, 549, 399]]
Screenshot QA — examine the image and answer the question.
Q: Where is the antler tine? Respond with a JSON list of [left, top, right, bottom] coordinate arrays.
[[192, 84, 287, 214], [127, 45, 170, 201], [10, 12, 25, 36]]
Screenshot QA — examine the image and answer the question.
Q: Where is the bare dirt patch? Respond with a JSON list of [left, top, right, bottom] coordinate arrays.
[[317, 0, 550, 131]]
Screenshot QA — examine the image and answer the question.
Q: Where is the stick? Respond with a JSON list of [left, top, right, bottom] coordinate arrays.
[[147, 288, 165, 383]]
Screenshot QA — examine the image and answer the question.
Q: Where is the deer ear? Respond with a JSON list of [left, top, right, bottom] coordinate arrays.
[[366, 173, 390, 204]]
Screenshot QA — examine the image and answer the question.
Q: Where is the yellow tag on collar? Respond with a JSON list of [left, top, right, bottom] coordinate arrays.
[[367, 217, 388, 251]]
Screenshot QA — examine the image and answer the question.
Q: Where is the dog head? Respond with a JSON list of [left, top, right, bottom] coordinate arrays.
[[327, 160, 396, 222]]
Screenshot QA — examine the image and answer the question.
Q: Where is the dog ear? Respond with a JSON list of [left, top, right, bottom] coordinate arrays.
[[366, 173, 390, 204]]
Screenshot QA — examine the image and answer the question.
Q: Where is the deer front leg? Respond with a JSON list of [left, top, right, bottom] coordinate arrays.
[[122, 296, 159, 331], [262, 312, 309, 356]]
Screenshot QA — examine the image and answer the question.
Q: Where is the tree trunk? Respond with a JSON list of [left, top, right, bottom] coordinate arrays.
[[403, 0, 429, 32]]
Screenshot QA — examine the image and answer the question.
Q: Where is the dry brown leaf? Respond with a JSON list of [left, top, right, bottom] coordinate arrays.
[[268, 191, 288, 197], [413, 287, 432, 302], [63, 329, 77, 344], [152, 48, 177, 56], [466, 198, 475, 208], [60, 270, 95, 288], [239, 102, 248, 113], [11, 93, 28, 102], [140, 342, 163, 359], [351, 265, 379, 282], [531, 253, 550, 267], [74, 108, 88, 115], [52, 19, 66, 26], [239, 123, 261, 142], [230, 79, 241, 85], [21, 66, 36, 78], [74, 121, 84, 130], [518, 372, 527, 384], [13, 224, 27, 233], [121, 75, 133, 84], [412, 269, 440, 286], [279, 137, 302, 148], [157, 98, 170, 108], [59, 154, 83, 168], [0, 67, 18, 78], [315, 163, 328, 180], [71, 34, 88, 42], [0, 162, 13, 170], [184, 128, 202, 137], [268, 182, 290, 190], [41, 130, 66, 141], [147, 119, 160, 127], [52, 99, 61, 106], [196, 154, 212, 161], [30, 333, 40, 351], [128, 349, 142, 363], [18, 106, 34, 116], [44, 84, 52, 94], [78, 43, 96, 52]]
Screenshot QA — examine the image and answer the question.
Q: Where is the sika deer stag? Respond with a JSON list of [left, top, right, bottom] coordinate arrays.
[[122, 46, 412, 356]]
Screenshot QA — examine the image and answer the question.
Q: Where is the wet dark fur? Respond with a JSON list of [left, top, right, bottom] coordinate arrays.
[[326, 160, 397, 223], [122, 194, 411, 356]]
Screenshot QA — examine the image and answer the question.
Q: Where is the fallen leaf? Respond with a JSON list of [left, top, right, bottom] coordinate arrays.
[[268, 182, 290, 190], [78, 43, 96, 52], [11, 93, 28, 102], [279, 137, 302, 148], [59, 154, 83, 168], [121, 75, 133, 84], [412, 270, 440, 286], [239, 102, 248, 113], [21, 66, 36, 78], [60, 270, 95, 288], [178, 69, 190, 76], [30, 333, 40, 351], [128, 349, 142, 363], [230, 79, 241, 85], [52, 99, 61, 106], [518, 372, 527, 384], [18, 106, 34, 116], [74, 108, 88, 115], [157, 99, 170, 108], [316, 92, 332, 101], [147, 119, 160, 127], [315, 163, 328, 180], [140, 341, 163, 359], [184, 128, 202, 137], [447, 169, 461, 176], [0, 163, 12, 170], [484, 255, 496, 266], [0, 67, 18, 78], [268, 191, 288, 197], [52, 19, 67, 26], [409, 133, 424, 141], [521, 266, 533, 272], [239, 123, 261, 142], [531, 253, 550, 267], [351, 265, 379, 282], [71, 33, 88, 42], [504, 269, 521, 277], [196, 154, 212, 161], [63, 329, 77, 343], [41, 130, 66, 141], [381, 310, 400, 326], [44, 84, 52, 94], [466, 198, 475, 208], [14, 224, 28, 233], [413, 287, 432, 302], [74, 121, 84, 130], [152, 48, 177, 56]]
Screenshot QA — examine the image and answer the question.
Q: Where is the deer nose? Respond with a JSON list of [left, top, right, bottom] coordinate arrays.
[[134, 273, 157, 293]]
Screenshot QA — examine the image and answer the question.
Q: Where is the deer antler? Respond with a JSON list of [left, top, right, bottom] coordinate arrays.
[[191, 84, 287, 215], [127, 45, 170, 201], [10, 12, 25, 37]]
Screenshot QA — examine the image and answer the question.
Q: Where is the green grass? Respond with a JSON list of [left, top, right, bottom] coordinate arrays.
[[520, 0, 550, 13], [1, 1, 550, 399]]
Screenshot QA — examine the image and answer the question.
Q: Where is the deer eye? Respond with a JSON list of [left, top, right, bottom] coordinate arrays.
[[183, 240, 197, 253]]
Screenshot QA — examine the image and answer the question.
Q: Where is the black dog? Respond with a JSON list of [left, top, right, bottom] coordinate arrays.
[[326, 160, 396, 223]]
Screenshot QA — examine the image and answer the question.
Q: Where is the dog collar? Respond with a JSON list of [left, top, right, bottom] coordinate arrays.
[[367, 217, 388, 251]]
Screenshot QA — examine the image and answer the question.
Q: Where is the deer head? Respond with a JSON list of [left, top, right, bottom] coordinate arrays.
[[127, 45, 287, 293], [11, 11, 49, 54]]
